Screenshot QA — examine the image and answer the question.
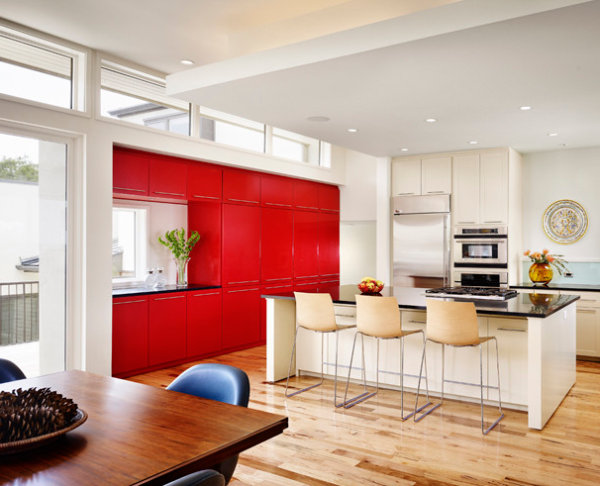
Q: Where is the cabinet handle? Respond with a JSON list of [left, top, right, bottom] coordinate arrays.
[[496, 328, 526, 332], [579, 299, 597, 303], [296, 205, 319, 210], [114, 299, 146, 305], [577, 309, 596, 314], [114, 187, 144, 192], [192, 195, 219, 200], [228, 280, 259, 285], [228, 198, 258, 204], [153, 191, 185, 197], [297, 275, 319, 279], [426, 191, 446, 194], [408, 320, 425, 325], [457, 221, 476, 224], [265, 278, 291, 282], [154, 295, 185, 301], [266, 285, 291, 290], [227, 288, 259, 293], [192, 292, 220, 297], [396, 192, 415, 196], [265, 202, 292, 207], [484, 220, 504, 224]]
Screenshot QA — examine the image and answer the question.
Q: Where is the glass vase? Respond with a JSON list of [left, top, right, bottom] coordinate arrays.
[[174, 257, 190, 287], [529, 262, 553, 285]]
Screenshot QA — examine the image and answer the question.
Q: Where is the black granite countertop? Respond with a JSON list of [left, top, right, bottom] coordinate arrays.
[[511, 283, 600, 293], [113, 284, 220, 298], [262, 284, 579, 318]]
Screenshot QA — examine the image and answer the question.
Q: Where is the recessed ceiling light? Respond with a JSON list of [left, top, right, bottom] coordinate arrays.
[[180, 59, 195, 65], [425, 118, 437, 123], [469, 140, 478, 145], [520, 106, 532, 111], [307, 116, 330, 122], [347, 128, 358, 133], [400, 148, 408, 152], [548, 132, 558, 137]]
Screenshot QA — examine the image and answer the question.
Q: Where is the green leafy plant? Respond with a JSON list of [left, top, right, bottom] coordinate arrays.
[[158, 228, 200, 260]]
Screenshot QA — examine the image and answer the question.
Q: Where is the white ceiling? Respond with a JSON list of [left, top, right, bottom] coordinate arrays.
[[2, 0, 599, 157]]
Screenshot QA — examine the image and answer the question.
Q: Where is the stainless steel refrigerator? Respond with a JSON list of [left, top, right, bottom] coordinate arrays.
[[392, 194, 451, 288]]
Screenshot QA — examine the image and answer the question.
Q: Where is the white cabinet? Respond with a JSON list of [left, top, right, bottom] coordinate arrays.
[[452, 150, 509, 225], [392, 156, 451, 196]]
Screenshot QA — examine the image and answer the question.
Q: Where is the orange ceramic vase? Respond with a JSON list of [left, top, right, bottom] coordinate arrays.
[[529, 262, 553, 285]]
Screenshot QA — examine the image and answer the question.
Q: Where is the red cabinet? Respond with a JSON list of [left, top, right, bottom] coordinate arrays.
[[222, 286, 261, 349], [149, 156, 187, 200], [148, 293, 187, 366], [261, 174, 293, 207], [223, 168, 260, 205], [260, 283, 293, 342], [293, 180, 319, 210], [261, 207, 293, 283], [294, 280, 320, 293], [293, 210, 319, 280], [318, 212, 340, 278], [222, 204, 261, 286], [188, 162, 222, 201], [112, 296, 148, 376], [188, 201, 222, 286], [318, 184, 340, 212], [186, 290, 222, 357], [113, 147, 149, 197]]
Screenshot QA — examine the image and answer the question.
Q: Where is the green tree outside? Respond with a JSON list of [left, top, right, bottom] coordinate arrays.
[[0, 156, 39, 182]]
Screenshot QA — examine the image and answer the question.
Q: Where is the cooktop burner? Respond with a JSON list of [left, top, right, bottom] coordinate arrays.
[[425, 286, 518, 301]]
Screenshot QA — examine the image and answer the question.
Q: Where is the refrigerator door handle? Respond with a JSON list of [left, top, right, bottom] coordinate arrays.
[[443, 214, 451, 286]]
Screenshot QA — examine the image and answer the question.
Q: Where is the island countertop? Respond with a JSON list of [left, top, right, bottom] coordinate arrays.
[[261, 284, 579, 318], [511, 282, 600, 293], [113, 283, 220, 298]]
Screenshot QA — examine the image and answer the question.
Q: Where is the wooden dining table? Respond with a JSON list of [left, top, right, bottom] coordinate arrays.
[[0, 370, 288, 485]]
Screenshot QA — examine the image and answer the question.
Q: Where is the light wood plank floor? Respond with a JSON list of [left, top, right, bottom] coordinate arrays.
[[130, 346, 600, 485]]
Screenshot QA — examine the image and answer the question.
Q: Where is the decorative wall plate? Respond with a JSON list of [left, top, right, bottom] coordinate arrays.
[[542, 199, 588, 244]]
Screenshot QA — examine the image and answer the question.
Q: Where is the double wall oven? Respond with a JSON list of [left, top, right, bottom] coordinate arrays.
[[453, 225, 508, 287]]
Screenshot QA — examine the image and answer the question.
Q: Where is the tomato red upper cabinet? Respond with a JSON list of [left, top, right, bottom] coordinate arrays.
[[113, 147, 149, 197], [148, 292, 187, 366], [318, 184, 340, 212], [112, 296, 149, 376], [149, 155, 188, 200], [222, 286, 261, 349], [186, 289, 222, 358], [223, 168, 260, 205], [293, 180, 319, 210], [188, 162, 222, 201], [261, 174, 294, 208], [318, 212, 340, 278], [261, 207, 293, 283], [188, 201, 222, 286], [293, 210, 320, 280], [222, 204, 261, 286]]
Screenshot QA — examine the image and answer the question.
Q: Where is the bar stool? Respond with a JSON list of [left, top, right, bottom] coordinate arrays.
[[415, 299, 504, 435], [342, 295, 432, 419], [285, 292, 355, 406]]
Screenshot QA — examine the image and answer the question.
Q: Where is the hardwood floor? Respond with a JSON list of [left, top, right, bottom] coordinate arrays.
[[130, 347, 600, 485]]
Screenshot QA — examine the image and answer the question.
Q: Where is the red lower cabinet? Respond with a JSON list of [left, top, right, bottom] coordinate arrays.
[[112, 296, 148, 376], [222, 286, 261, 350], [318, 211, 340, 279], [186, 290, 222, 357], [260, 283, 293, 342], [148, 293, 187, 366], [294, 280, 320, 293]]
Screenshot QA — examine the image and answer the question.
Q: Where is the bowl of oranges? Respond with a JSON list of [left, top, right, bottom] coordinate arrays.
[[357, 277, 384, 295]]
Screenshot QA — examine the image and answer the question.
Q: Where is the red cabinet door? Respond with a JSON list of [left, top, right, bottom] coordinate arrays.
[[186, 290, 222, 357], [148, 293, 187, 366], [261, 207, 293, 283], [318, 184, 340, 212], [294, 280, 320, 293], [293, 180, 319, 210], [113, 147, 149, 197], [149, 156, 188, 200], [112, 296, 148, 376], [260, 283, 293, 342], [188, 201, 222, 286], [223, 168, 260, 205], [293, 210, 319, 280], [188, 162, 222, 201], [222, 286, 261, 349], [222, 204, 261, 286], [318, 212, 340, 278], [261, 174, 293, 208]]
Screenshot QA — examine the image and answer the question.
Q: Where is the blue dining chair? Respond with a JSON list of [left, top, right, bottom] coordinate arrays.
[[163, 469, 225, 486], [167, 364, 251, 484], [0, 358, 26, 384]]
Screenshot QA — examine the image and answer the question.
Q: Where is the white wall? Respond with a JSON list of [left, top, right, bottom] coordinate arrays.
[[522, 146, 600, 260]]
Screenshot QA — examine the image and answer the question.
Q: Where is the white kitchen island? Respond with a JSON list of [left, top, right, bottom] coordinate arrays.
[[262, 285, 579, 430]]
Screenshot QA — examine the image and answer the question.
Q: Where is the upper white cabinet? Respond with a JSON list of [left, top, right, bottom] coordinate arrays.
[[452, 150, 509, 225], [392, 156, 451, 196]]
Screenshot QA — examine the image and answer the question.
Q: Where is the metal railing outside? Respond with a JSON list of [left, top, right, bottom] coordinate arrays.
[[0, 281, 39, 346]]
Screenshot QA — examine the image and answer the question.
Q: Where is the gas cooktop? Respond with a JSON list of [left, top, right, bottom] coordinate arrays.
[[425, 286, 518, 301]]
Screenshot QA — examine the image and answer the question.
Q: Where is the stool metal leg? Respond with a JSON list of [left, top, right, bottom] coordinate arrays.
[[285, 327, 325, 398], [481, 337, 504, 435], [342, 331, 373, 408], [414, 337, 441, 422], [400, 330, 432, 420]]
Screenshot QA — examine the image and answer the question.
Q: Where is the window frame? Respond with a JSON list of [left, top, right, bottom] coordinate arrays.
[[111, 203, 148, 284]]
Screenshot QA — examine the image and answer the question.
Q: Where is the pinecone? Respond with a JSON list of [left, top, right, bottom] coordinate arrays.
[[0, 387, 79, 443]]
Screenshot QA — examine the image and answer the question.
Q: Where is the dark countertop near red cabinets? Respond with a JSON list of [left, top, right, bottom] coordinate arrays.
[[113, 284, 221, 298]]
